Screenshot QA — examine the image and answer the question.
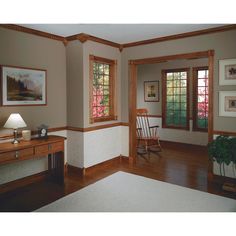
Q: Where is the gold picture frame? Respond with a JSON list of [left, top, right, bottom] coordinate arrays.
[[1, 65, 47, 106], [144, 81, 159, 102]]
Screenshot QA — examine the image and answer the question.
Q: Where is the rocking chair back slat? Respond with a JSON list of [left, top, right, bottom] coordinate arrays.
[[136, 108, 162, 157]]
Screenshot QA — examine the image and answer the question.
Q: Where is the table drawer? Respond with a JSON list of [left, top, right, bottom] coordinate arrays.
[[35, 141, 64, 155], [0, 148, 34, 164]]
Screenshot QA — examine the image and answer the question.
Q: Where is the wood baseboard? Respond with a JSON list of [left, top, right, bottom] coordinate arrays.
[[211, 174, 236, 184], [160, 140, 207, 148], [0, 170, 49, 195], [83, 156, 122, 175], [222, 182, 236, 193], [66, 164, 85, 175], [66, 156, 130, 176]]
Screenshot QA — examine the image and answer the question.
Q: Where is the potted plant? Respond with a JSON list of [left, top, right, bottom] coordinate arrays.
[[208, 135, 236, 192]]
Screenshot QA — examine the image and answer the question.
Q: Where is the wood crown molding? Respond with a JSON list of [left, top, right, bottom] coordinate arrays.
[[122, 25, 236, 48], [66, 33, 121, 49], [1, 24, 235, 50], [0, 24, 66, 44]]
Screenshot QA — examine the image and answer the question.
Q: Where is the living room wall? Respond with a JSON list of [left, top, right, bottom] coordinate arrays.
[[0, 27, 67, 184], [137, 58, 209, 145], [121, 29, 236, 133], [0, 27, 67, 132], [66, 39, 126, 168]]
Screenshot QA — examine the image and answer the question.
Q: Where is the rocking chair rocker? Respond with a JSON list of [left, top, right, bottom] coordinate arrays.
[[136, 108, 162, 159]]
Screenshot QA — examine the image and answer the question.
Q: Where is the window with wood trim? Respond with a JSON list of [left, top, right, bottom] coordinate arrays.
[[89, 55, 117, 123], [162, 68, 189, 130], [193, 67, 209, 131]]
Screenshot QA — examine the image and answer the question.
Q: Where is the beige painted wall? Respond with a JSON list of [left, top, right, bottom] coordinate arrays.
[[137, 58, 208, 116], [66, 40, 84, 127], [66, 40, 121, 128], [0, 28, 67, 185], [0, 28, 67, 134], [122, 29, 236, 132]]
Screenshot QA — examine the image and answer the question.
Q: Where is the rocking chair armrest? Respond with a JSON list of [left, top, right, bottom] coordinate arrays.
[[149, 125, 159, 129]]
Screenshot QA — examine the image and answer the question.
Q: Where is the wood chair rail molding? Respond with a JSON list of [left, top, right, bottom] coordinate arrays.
[[67, 122, 129, 133], [0, 126, 67, 141], [213, 130, 236, 137], [0, 123, 130, 140], [1, 24, 236, 50]]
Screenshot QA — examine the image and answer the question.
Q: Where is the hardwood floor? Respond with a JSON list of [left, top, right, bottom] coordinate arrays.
[[0, 141, 235, 212]]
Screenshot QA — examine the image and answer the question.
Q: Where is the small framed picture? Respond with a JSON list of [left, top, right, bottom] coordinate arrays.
[[219, 58, 236, 85], [1, 65, 47, 106], [219, 91, 236, 117], [144, 81, 159, 102]]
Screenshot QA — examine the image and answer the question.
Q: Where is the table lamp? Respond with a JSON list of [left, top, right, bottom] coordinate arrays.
[[4, 113, 27, 144]]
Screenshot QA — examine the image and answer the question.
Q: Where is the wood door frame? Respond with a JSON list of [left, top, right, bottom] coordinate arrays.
[[128, 50, 215, 168]]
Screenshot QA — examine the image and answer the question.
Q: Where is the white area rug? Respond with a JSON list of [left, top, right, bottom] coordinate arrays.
[[36, 171, 236, 212]]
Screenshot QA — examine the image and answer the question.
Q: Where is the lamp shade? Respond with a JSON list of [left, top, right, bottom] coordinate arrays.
[[4, 113, 27, 129]]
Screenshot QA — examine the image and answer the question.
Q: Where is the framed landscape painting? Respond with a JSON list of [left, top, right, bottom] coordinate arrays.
[[219, 91, 236, 117], [219, 58, 236, 85], [144, 81, 159, 102], [1, 65, 46, 106]]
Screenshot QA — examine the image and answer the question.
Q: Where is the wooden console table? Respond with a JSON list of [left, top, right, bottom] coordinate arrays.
[[0, 135, 66, 187]]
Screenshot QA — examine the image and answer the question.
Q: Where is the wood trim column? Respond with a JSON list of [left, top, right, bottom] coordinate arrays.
[[208, 50, 214, 143], [207, 50, 215, 180], [129, 61, 137, 164]]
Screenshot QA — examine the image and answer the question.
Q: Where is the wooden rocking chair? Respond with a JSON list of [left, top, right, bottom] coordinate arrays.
[[136, 108, 162, 159]]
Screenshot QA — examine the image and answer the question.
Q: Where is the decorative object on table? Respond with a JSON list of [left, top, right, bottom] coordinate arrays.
[[219, 58, 236, 85], [219, 91, 236, 117], [144, 81, 159, 102], [1, 65, 47, 106], [37, 124, 48, 139], [22, 130, 31, 141], [3, 113, 27, 144], [208, 135, 236, 192]]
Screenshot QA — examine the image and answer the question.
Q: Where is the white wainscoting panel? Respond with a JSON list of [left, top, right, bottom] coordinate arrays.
[[83, 126, 122, 168], [121, 126, 129, 157], [213, 162, 236, 178], [0, 158, 48, 185], [67, 130, 84, 168], [148, 117, 208, 146]]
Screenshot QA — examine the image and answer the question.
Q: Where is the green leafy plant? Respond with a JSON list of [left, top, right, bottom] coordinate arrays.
[[208, 135, 236, 176]]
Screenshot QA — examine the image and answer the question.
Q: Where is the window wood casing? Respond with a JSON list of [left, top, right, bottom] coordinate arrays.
[[192, 66, 209, 132], [89, 55, 117, 123], [162, 68, 190, 130]]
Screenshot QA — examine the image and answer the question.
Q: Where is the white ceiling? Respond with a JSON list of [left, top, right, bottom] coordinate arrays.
[[19, 24, 225, 44]]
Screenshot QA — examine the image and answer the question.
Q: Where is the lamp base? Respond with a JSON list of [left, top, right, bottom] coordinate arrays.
[[12, 139, 20, 144], [12, 129, 20, 144]]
